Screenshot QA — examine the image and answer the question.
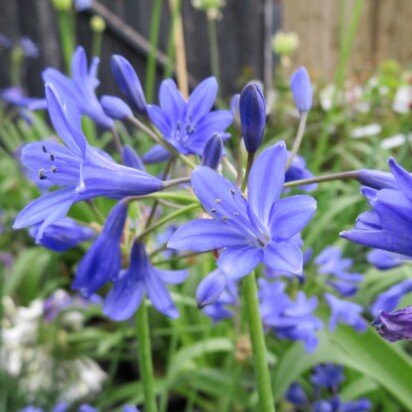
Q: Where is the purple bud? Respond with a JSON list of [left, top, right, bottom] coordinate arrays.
[[122, 145, 145, 171], [202, 133, 223, 170], [285, 382, 306, 406], [373, 305, 412, 342], [101, 95, 132, 120], [357, 169, 398, 190], [290, 67, 312, 112], [239, 82, 266, 153], [196, 270, 227, 309], [230, 93, 240, 127], [111, 55, 147, 114]]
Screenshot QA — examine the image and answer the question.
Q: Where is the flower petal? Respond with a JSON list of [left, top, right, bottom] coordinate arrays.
[[269, 195, 316, 241], [168, 219, 246, 252], [247, 141, 287, 225], [263, 240, 303, 276], [142, 144, 170, 164], [217, 245, 263, 278], [159, 79, 186, 121], [389, 158, 412, 202], [154, 268, 188, 285], [187, 77, 218, 123], [196, 270, 227, 308]]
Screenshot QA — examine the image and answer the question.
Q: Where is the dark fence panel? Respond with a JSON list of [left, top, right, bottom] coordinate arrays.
[[0, 0, 282, 100]]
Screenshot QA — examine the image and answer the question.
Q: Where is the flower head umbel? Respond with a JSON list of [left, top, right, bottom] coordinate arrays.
[[373, 306, 412, 342], [260, 280, 323, 352], [41, 46, 114, 128], [370, 279, 412, 318], [13, 85, 163, 238], [72, 201, 128, 296], [341, 158, 412, 260], [324, 293, 367, 332], [29, 217, 95, 251], [103, 241, 188, 320], [144, 77, 232, 162], [168, 141, 316, 279]]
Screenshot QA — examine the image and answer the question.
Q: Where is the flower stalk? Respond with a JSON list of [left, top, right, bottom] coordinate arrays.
[[286, 111, 308, 170], [284, 170, 359, 188]]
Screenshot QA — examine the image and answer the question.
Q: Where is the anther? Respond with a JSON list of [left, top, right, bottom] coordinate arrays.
[[42, 145, 47, 153], [51, 166, 57, 173], [50, 154, 55, 161], [233, 212, 239, 217], [230, 188, 236, 195], [222, 216, 228, 221], [215, 198, 221, 204], [210, 208, 217, 213], [38, 169, 47, 180]]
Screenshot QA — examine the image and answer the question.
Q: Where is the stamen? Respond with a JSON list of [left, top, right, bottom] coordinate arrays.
[[222, 216, 228, 221], [42, 145, 47, 153], [233, 212, 239, 217], [50, 154, 55, 161], [215, 198, 222, 204], [210, 208, 217, 213], [38, 169, 47, 180], [230, 188, 235, 195], [51, 166, 57, 173]]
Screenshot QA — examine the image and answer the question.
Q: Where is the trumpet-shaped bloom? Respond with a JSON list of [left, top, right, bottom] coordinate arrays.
[[101, 95, 132, 120], [29, 217, 95, 251], [367, 249, 404, 270], [341, 158, 412, 259], [370, 279, 412, 317], [13, 85, 163, 239], [103, 241, 187, 320], [373, 305, 412, 342], [168, 141, 316, 279], [144, 77, 232, 161], [72, 201, 128, 296], [324, 293, 367, 332], [41, 46, 114, 128]]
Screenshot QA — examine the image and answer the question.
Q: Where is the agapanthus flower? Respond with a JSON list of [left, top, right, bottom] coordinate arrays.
[[168, 141, 316, 279], [260, 280, 323, 352], [315, 247, 363, 297], [19, 36, 39, 58], [0, 86, 43, 108], [285, 382, 307, 406], [73, 201, 128, 296], [144, 77, 232, 162], [103, 241, 187, 320], [74, 0, 93, 11], [370, 279, 412, 317], [20, 403, 67, 412], [101, 95, 132, 120], [285, 152, 318, 192], [324, 293, 367, 332], [367, 249, 404, 270], [40, 46, 114, 128], [341, 158, 412, 259], [314, 397, 371, 412], [373, 305, 412, 342], [311, 364, 344, 389], [122, 144, 145, 170], [13, 85, 163, 238], [202, 132, 224, 170], [29, 217, 95, 251], [290, 67, 312, 113]]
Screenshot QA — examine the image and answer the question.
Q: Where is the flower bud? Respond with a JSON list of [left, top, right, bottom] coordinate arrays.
[[272, 31, 299, 56], [196, 270, 227, 309], [101, 95, 132, 120], [111, 55, 147, 114], [239, 82, 266, 153], [373, 306, 412, 342], [122, 145, 145, 171], [357, 169, 397, 190], [202, 133, 223, 170], [290, 67, 312, 113], [90, 15, 106, 33], [52, 0, 72, 11]]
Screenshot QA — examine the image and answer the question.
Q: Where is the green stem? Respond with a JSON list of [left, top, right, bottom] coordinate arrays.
[[285, 112, 307, 170], [146, 0, 163, 102], [284, 170, 359, 188], [241, 152, 255, 192], [57, 10, 75, 73], [164, 0, 178, 79], [136, 301, 157, 412], [241, 272, 275, 412], [92, 31, 103, 58], [207, 17, 221, 102]]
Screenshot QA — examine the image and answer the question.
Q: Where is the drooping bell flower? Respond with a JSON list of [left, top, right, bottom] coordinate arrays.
[[111, 54, 147, 114], [373, 305, 412, 342], [13, 84, 163, 239], [29, 217, 95, 251], [196, 269, 227, 308], [41, 46, 114, 129], [202, 132, 223, 170], [239, 82, 266, 153], [144, 77, 232, 162], [72, 201, 128, 296], [103, 241, 187, 320], [290, 67, 312, 113], [168, 141, 316, 279], [357, 169, 397, 190], [101, 95, 132, 120]]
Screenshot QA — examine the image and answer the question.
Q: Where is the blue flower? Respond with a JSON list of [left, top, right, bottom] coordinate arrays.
[[202, 133, 223, 170], [168, 141, 316, 279], [311, 364, 344, 389], [290, 67, 312, 112], [260, 280, 323, 352], [29, 217, 95, 251], [372, 305, 412, 342], [367, 249, 404, 270], [111, 55, 147, 114], [144, 77, 232, 161], [370, 279, 412, 317], [78, 405, 98, 412], [101, 95, 132, 120], [196, 269, 228, 308], [285, 382, 307, 406], [103, 241, 187, 320], [122, 145, 145, 170], [19, 36, 39, 58], [73, 201, 128, 296], [341, 399, 371, 412], [239, 82, 266, 153], [0, 87, 43, 108], [41, 46, 114, 128], [13, 84, 163, 238], [315, 247, 363, 297], [285, 152, 318, 192], [324, 293, 367, 332], [74, 0, 92, 11], [341, 158, 412, 259], [357, 169, 397, 190]]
